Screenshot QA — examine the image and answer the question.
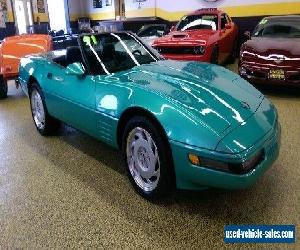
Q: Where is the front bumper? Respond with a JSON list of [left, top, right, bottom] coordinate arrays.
[[239, 63, 300, 87], [160, 53, 211, 63], [170, 123, 281, 191]]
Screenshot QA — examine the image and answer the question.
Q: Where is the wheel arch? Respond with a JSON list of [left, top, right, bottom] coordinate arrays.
[[116, 106, 168, 150], [27, 75, 39, 93]]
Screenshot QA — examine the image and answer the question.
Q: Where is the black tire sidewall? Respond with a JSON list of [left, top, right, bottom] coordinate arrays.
[[29, 83, 59, 135], [211, 46, 218, 64], [0, 76, 8, 99], [228, 39, 238, 63], [122, 116, 175, 199]]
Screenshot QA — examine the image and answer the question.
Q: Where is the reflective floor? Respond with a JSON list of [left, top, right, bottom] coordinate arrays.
[[0, 63, 299, 248]]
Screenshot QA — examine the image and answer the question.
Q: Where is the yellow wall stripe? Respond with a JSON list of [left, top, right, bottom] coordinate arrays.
[[33, 13, 49, 22], [70, 14, 83, 22], [87, 1, 300, 21], [89, 11, 115, 20], [156, 2, 300, 21], [223, 2, 300, 18], [7, 11, 14, 22]]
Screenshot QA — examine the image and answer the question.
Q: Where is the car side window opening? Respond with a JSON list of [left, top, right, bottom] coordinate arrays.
[[225, 14, 231, 24], [138, 26, 166, 37], [176, 14, 218, 31], [253, 21, 300, 38], [80, 33, 160, 75], [221, 14, 228, 30]]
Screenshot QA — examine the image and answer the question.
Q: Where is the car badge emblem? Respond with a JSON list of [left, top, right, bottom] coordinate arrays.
[[269, 55, 285, 64], [241, 101, 250, 110]]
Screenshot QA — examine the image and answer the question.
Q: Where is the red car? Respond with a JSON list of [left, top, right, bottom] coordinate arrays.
[[152, 8, 238, 64], [239, 15, 300, 87]]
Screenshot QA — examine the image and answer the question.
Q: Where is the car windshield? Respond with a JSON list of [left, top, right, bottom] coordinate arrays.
[[253, 19, 300, 38], [176, 14, 218, 31], [137, 25, 166, 37], [80, 33, 162, 75]]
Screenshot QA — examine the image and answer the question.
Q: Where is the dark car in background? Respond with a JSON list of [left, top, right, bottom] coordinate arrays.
[[239, 15, 300, 87], [137, 24, 169, 45]]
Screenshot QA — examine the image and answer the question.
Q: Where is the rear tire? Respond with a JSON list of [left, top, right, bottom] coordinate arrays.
[[122, 116, 175, 200], [210, 46, 219, 64], [0, 76, 8, 99], [29, 83, 60, 136], [228, 39, 238, 64]]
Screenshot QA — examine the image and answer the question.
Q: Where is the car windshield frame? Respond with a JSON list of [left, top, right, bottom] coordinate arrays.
[[252, 18, 300, 38], [78, 32, 163, 75], [175, 14, 219, 31]]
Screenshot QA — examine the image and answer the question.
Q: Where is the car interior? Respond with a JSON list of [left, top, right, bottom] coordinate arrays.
[[51, 34, 158, 75], [52, 46, 85, 69]]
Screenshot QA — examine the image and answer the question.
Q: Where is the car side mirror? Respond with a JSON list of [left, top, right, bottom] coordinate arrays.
[[225, 23, 232, 29], [244, 31, 251, 40], [66, 62, 85, 76], [157, 30, 164, 37]]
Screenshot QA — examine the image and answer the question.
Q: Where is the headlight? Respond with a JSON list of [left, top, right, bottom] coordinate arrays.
[[188, 153, 229, 171], [239, 66, 247, 76], [188, 149, 265, 174], [194, 46, 205, 55]]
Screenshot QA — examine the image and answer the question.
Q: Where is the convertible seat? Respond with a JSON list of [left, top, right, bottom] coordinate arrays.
[[66, 46, 84, 65]]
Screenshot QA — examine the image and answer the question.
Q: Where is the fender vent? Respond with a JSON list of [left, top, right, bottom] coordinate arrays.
[[172, 34, 187, 39]]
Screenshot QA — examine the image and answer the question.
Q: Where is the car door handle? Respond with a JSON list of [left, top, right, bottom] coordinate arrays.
[[47, 73, 64, 82]]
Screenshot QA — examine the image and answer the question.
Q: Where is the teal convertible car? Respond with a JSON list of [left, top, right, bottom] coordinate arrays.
[[19, 32, 280, 199]]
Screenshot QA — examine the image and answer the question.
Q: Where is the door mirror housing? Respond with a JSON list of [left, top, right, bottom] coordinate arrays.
[[225, 23, 232, 29], [170, 25, 176, 32], [66, 62, 85, 76], [244, 31, 251, 40], [157, 30, 164, 37]]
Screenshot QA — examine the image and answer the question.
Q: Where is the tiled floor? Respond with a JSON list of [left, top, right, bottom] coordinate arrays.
[[0, 63, 299, 248]]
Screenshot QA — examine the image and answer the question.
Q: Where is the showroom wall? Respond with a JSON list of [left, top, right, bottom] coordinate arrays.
[[0, 0, 15, 39], [32, 0, 49, 22], [125, 0, 156, 19], [151, 0, 300, 21], [81, 0, 300, 21], [81, 0, 115, 21], [0, 0, 85, 38], [69, 0, 85, 21]]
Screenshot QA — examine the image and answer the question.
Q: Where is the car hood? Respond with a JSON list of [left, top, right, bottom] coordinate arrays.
[[242, 37, 300, 66], [124, 60, 263, 136], [153, 30, 216, 45]]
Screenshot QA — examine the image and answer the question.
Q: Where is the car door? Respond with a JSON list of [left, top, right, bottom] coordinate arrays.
[[44, 63, 97, 135], [219, 14, 232, 63]]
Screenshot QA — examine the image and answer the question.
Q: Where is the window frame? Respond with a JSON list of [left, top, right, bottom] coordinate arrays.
[[77, 32, 163, 76]]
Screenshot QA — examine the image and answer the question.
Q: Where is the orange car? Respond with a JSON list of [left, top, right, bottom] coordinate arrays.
[[0, 34, 52, 99]]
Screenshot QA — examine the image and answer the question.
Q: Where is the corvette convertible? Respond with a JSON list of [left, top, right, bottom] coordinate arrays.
[[19, 32, 280, 199]]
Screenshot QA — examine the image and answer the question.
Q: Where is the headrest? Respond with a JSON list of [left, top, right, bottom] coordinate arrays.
[[66, 46, 82, 65], [101, 43, 116, 58]]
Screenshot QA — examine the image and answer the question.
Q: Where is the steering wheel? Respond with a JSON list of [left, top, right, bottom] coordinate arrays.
[[132, 49, 142, 56]]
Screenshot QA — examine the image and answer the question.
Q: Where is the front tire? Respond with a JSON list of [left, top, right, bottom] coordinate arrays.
[[0, 76, 8, 99], [211, 46, 219, 64], [228, 39, 238, 64], [122, 116, 175, 199], [29, 83, 60, 135]]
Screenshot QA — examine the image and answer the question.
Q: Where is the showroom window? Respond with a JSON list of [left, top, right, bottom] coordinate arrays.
[[13, 0, 33, 34], [48, 0, 68, 33]]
